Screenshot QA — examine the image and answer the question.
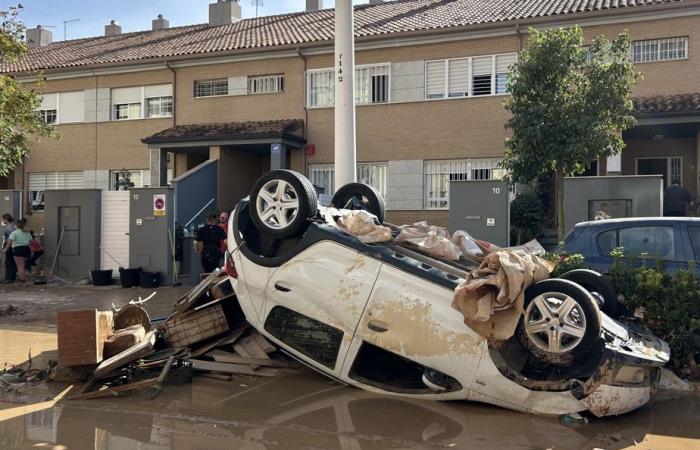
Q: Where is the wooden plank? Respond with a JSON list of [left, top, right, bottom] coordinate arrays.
[[190, 325, 248, 358], [189, 359, 257, 376], [206, 350, 297, 368], [237, 336, 269, 360], [233, 343, 253, 359], [94, 331, 156, 379], [172, 269, 223, 316], [253, 368, 280, 378], [67, 377, 159, 401], [251, 332, 276, 354], [57, 310, 114, 367], [197, 373, 232, 381], [163, 304, 229, 348]]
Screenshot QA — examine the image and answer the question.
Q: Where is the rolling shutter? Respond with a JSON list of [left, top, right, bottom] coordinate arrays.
[[144, 84, 172, 98], [58, 91, 85, 123], [448, 58, 469, 97], [425, 60, 446, 99]]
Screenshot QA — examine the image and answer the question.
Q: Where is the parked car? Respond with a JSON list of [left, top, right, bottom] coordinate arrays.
[[564, 217, 700, 275], [226, 170, 669, 417]]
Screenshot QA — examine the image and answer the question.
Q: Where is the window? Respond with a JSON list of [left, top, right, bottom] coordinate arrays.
[[355, 64, 389, 104], [636, 156, 682, 187], [307, 64, 390, 107], [146, 96, 173, 118], [115, 103, 141, 120], [41, 109, 57, 124], [194, 79, 229, 97], [308, 163, 388, 200], [424, 158, 502, 209], [597, 226, 676, 260], [426, 53, 516, 99], [688, 227, 700, 260], [110, 169, 150, 191], [632, 37, 687, 63], [28, 172, 84, 211], [248, 74, 284, 94]]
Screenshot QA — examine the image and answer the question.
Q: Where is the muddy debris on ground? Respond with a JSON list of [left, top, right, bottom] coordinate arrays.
[[51, 269, 300, 400], [0, 304, 22, 317]]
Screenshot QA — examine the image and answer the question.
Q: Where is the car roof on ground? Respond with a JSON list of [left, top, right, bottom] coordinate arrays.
[[576, 217, 700, 227]]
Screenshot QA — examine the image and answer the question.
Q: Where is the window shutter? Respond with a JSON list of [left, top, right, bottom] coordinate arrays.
[[41, 93, 57, 110], [425, 60, 446, 98], [448, 58, 469, 97], [472, 56, 492, 76], [64, 172, 85, 189], [144, 84, 172, 98], [495, 54, 517, 74], [111, 87, 141, 105], [58, 91, 85, 123], [472, 56, 493, 96]]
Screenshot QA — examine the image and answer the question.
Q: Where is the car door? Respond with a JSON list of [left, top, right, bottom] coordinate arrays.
[[259, 241, 382, 379], [682, 225, 700, 276], [594, 223, 684, 272], [344, 264, 482, 396]]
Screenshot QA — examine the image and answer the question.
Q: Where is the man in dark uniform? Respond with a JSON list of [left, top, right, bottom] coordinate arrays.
[[194, 213, 227, 273], [663, 180, 693, 217]]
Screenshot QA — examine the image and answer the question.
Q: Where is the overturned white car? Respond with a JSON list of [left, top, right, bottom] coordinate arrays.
[[225, 170, 669, 417]]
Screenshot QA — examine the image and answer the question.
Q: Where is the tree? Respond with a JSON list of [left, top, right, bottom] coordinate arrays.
[[0, 5, 56, 178], [501, 27, 639, 239]]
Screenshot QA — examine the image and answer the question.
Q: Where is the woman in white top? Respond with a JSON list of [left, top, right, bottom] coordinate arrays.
[[4, 219, 32, 286]]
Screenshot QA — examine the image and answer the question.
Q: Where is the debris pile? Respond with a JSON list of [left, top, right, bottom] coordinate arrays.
[[56, 269, 297, 400], [0, 304, 22, 317], [1, 352, 54, 393]]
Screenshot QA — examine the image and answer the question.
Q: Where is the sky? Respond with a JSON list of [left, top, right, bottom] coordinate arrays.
[[4, 0, 368, 41]]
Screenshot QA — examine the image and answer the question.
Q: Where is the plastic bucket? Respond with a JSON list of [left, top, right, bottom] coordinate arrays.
[[91, 269, 114, 286], [119, 267, 142, 288], [140, 271, 161, 288]]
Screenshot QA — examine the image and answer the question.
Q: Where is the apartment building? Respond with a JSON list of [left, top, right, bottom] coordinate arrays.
[[1, 0, 699, 231]]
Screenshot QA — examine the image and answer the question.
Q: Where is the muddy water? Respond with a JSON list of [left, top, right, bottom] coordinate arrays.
[[1, 370, 699, 450]]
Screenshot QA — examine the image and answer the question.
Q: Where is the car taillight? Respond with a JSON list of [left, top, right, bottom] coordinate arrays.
[[224, 252, 238, 278]]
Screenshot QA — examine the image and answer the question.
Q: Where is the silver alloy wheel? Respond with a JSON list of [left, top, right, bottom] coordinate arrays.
[[255, 179, 300, 230], [524, 292, 587, 354]]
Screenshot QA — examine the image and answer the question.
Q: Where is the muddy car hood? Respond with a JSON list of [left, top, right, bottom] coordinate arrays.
[[600, 314, 670, 364]]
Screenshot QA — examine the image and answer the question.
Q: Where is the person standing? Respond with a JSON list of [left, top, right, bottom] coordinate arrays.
[[663, 180, 694, 217], [194, 214, 227, 273], [217, 211, 229, 253], [1, 214, 17, 284], [27, 230, 44, 273], [4, 219, 32, 286]]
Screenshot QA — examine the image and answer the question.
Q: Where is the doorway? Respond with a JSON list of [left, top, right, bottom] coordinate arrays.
[[636, 157, 682, 187]]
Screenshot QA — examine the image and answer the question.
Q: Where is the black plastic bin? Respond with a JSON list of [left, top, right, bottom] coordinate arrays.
[[91, 269, 114, 286], [119, 267, 142, 288], [140, 271, 161, 288]]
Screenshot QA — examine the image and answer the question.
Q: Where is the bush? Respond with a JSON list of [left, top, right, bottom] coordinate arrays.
[[545, 245, 588, 278], [510, 191, 545, 244]]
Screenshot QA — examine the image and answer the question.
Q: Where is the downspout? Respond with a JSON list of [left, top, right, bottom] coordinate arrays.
[[165, 60, 177, 126], [94, 72, 98, 189], [516, 23, 524, 52], [297, 47, 309, 175]]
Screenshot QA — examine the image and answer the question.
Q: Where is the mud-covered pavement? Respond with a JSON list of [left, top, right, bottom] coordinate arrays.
[[1, 285, 700, 450]]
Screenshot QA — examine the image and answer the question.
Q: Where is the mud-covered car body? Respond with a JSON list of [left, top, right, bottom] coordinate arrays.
[[226, 174, 669, 417]]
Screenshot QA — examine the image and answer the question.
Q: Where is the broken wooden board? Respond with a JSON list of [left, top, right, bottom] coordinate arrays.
[[57, 310, 114, 367], [189, 359, 257, 376], [206, 350, 297, 368], [172, 269, 223, 316], [235, 336, 269, 360], [163, 304, 229, 348], [94, 331, 156, 379], [67, 376, 160, 401], [104, 325, 145, 358], [190, 325, 248, 358], [251, 332, 276, 354]]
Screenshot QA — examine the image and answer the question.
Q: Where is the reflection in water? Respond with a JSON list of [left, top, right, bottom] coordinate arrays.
[[1, 371, 699, 450]]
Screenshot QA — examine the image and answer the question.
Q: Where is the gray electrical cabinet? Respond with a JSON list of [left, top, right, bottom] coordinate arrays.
[[0, 190, 22, 220], [44, 190, 102, 281], [129, 187, 175, 285], [449, 180, 511, 247]]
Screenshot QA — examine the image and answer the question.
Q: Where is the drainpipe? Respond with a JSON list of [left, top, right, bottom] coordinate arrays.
[[516, 23, 524, 52], [297, 47, 309, 174], [165, 60, 177, 126]]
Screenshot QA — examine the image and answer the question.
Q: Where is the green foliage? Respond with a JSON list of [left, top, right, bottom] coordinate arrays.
[[609, 250, 700, 368], [501, 27, 639, 238], [510, 191, 544, 244], [0, 5, 56, 177], [545, 251, 587, 278]]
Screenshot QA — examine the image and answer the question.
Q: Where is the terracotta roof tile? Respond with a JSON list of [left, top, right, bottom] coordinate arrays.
[[1, 0, 686, 73], [141, 119, 304, 144], [633, 93, 700, 115]]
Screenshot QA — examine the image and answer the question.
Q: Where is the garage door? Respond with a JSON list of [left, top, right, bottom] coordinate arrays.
[[101, 191, 130, 272]]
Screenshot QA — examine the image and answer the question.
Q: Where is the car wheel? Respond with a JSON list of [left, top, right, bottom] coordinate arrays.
[[518, 279, 601, 365], [331, 182, 386, 223], [249, 170, 318, 239], [558, 269, 619, 318]]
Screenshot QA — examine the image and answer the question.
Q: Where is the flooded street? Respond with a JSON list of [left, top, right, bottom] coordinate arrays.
[[1, 371, 700, 450]]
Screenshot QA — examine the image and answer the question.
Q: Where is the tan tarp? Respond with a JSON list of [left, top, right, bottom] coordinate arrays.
[[451, 250, 553, 341], [326, 209, 392, 243]]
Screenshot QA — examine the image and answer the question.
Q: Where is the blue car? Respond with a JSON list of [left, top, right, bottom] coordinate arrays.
[[564, 217, 700, 275]]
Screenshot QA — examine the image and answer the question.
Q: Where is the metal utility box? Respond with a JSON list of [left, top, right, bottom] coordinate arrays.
[[44, 190, 102, 281], [449, 180, 510, 247], [0, 190, 22, 220], [129, 187, 175, 285], [563, 175, 663, 233]]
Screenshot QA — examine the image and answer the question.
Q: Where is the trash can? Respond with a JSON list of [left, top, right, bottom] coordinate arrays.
[[140, 271, 161, 288], [91, 269, 114, 286], [119, 267, 142, 288]]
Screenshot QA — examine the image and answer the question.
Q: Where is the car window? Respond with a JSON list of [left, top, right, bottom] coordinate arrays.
[[688, 227, 700, 260], [618, 226, 676, 260], [597, 229, 617, 256]]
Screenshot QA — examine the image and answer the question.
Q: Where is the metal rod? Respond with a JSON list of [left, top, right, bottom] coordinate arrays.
[[184, 198, 215, 229]]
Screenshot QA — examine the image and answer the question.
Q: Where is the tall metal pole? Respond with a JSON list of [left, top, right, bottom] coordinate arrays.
[[334, 0, 357, 190]]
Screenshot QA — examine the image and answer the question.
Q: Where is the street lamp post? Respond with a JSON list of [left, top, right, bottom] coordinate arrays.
[[334, 0, 357, 191]]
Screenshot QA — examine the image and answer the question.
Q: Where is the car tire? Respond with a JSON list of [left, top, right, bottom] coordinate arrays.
[[518, 279, 602, 366], [249, 170, 318, 239], [331, 182, 386, 223], [558, 269, 619, 318]]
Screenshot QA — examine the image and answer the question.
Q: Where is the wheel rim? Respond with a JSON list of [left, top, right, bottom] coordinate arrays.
[[256, 179, 300, 230], [524, 292, 587, 354]]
